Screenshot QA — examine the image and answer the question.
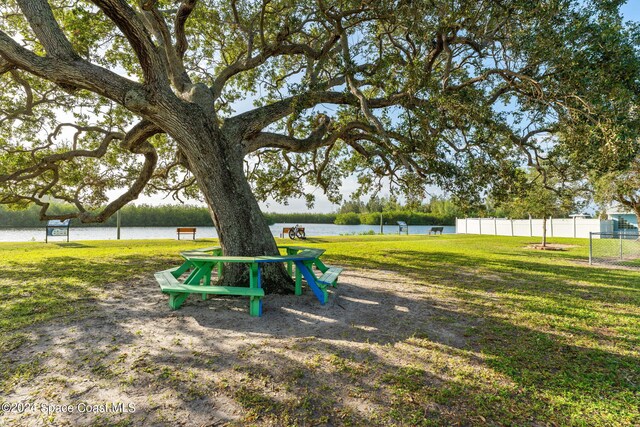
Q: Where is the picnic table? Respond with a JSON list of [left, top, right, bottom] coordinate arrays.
[[155, 245, 343, 316]]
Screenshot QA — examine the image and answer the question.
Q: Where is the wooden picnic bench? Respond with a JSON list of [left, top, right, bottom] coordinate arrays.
[[429, 226, 444, 235], [177, 227, 197, 240], [155, 245, 343, 316]]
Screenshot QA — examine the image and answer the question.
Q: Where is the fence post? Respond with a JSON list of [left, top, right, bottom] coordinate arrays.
[[529, 216, 533, 237], [116, 209, 121, 240], [620, 233, 623, 260], [589, 232, 593, 265], [465, 217, 468, 234], [494, 217, 498, 235], [550, 217, 553, 237], [479, 218, 482, 235], [511, 219, 514, 236]]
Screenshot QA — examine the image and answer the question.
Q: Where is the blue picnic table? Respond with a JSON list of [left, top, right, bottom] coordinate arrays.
[[155, 245, 343, 316]]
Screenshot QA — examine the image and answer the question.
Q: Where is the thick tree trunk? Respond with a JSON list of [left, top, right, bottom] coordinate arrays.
[[171, 114, 294, 294]]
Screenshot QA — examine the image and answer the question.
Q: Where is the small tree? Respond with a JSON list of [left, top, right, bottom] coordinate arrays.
[[594, 159, 640, 226], [496, 168, 584, 247], [337, 198, 366, 214]]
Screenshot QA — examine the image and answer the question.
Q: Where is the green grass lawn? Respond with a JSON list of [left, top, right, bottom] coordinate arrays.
[[1, 234, 638, 426]]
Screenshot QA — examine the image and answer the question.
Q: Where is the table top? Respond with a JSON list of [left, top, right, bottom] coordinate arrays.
[[180, 246, 325, 264], [190, 245, 317, 252]]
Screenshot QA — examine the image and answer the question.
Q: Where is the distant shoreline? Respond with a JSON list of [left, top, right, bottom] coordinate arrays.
[[0, 224, 457, 243]]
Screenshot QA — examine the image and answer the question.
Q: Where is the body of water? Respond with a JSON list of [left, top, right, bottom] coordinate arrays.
[[0, 223, 455, 242]]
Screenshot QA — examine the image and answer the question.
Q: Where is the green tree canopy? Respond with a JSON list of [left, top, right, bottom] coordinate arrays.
[[0, 0, 638, 288], [594, 157, 640, 221], [1, 0, 638, 216]]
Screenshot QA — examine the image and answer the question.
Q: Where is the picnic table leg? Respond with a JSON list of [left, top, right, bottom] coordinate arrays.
[[313, 258, 329, 273], [294, 261, 327, 304], [306, 260, 328, 302], [285, 247, 296, 281], [295, 265, 302, 295], [168, 293, 189, 310], [248, 263, 262, 317], [211, 249, 224, 278], [184, 262, 208, 286], [184, 267, 201, 284], [171, 261, 192, 278], [257, 264, 263, 316], [201, 264, 213, 300], [287, 248, 302, 295], [182, 262, 211, 301]]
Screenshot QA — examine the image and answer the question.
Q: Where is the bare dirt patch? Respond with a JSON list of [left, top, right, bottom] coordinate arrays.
[[525, 243, 578, 251], [1, 268, 486, 426]]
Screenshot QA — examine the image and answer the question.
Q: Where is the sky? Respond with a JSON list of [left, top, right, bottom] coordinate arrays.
[[128, 2, 640, 213], [621, 2, 640, 22]]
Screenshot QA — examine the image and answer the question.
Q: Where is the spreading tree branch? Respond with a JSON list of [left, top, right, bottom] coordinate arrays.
[[90, 0, 169, 88], [16, 0, 79, 61]]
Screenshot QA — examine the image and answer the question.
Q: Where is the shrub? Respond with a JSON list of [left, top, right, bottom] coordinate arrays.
[[358, 210, 455, 226], [334, 212, 361, 225], [263, 213, 336, 224]]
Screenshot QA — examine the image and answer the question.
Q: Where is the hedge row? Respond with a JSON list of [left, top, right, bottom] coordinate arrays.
[[335, 211, 455, 226], [0, 205, 453, 227], [0, 204, 214, 227], [0, 205, 340, 227], [264, 212, 337, 224]]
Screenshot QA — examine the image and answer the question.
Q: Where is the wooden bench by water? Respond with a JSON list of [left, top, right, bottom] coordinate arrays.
[[176, 227, 196, 240]]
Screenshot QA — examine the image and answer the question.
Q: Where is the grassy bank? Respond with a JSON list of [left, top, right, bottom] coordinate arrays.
[[1, 235, 638, 426]]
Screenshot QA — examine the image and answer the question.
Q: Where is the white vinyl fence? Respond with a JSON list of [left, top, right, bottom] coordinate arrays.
[[456, 217, 614, 239]]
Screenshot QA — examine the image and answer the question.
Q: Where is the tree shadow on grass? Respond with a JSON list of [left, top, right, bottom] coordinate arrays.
[[329, 249, 640, 296], [1, 255, 178, 281], [53, 242, 95, 248], [328, 250, 640, 346], [0, 252, 639, 426]]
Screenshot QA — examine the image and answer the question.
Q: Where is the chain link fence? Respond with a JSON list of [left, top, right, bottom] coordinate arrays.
[[589, 232, 640, 267]]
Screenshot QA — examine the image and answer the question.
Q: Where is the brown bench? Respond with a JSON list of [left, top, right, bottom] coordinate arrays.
[[177, 227, 196, 240]]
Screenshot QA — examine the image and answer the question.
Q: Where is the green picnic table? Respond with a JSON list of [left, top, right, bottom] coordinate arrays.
[[155, 245, 343, 316]]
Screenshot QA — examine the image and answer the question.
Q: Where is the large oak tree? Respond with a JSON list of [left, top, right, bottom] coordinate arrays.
[[1, 0, 638, 291]]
